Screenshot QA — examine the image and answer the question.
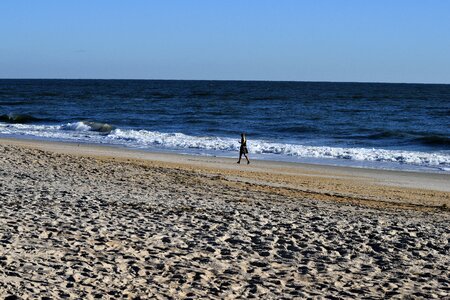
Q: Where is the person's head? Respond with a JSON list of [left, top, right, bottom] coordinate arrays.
[[241, 133, 245, 138]]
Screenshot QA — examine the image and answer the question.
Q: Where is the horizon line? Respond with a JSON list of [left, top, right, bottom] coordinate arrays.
[[0, 77, 449, 86]]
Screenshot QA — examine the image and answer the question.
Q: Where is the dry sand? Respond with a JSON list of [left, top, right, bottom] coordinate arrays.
[[0, 138, 449, 299]]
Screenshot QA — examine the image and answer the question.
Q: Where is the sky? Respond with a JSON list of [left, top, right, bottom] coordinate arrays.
[[1, 1, 450, 83]]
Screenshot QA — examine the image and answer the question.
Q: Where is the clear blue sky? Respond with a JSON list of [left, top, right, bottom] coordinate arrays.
[[1, 0, 450, 83]]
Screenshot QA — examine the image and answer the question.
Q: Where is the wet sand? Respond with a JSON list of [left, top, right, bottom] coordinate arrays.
[[0, 138, 449, 299]]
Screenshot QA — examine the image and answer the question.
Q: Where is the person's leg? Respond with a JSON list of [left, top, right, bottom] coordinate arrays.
[[244, 153, 250, 164], [237, 152, 242, 163]]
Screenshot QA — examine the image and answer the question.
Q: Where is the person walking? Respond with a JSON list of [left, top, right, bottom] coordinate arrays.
[[237, 133, 250, 164]]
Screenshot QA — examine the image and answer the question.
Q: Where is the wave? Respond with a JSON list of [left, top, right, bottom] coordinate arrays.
[[0, 123, 448, 168], [415, 135, 450, 147], [0, 113, 43, 124], [356, 131, 450, 147], [366, 130, 408, 139], [61, 121, 114, 133], [106, 130, 450, 167]]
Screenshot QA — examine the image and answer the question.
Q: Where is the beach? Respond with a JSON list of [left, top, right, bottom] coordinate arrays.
[[0, 138, 449, 299]]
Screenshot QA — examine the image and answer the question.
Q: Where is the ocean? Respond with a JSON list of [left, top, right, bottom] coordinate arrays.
[[1, 79, 449, 172]]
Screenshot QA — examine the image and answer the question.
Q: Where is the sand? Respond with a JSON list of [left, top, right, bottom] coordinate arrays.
[[0, 138, 449, 299]]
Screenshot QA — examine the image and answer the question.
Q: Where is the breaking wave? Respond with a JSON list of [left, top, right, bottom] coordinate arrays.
[[0, 122, 448, 170], [61, 121, 115, 133]]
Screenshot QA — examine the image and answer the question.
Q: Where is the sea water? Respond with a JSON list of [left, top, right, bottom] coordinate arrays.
[[1, 79, 449, 172]]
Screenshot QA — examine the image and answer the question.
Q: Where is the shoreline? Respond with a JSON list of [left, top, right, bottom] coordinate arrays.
[[1, 127, 448, 175]]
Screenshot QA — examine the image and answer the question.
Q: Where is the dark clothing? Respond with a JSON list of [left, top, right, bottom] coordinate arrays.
[[237, 134, 250, 164], [240, 144, 248, 154], [240, 139, 248, 154]]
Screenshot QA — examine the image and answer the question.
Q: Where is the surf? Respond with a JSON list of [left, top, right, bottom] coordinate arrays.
[[0, 113, 43, 124]]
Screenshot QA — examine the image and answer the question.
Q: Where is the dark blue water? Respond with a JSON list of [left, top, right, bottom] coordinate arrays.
[[1, 79, 449, 171]]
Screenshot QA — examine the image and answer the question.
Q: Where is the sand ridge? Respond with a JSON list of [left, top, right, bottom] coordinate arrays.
[[0, 141, 449, 298]]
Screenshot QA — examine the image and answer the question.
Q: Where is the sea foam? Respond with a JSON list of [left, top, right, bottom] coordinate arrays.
[[1, 122, 449, 170]]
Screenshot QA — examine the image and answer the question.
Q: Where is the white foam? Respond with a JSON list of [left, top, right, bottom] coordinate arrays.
[[104, 129, 450, 168], [1, 122, 449, 170], [61, 122, 92, 131], [109, 129, 241, 151]]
